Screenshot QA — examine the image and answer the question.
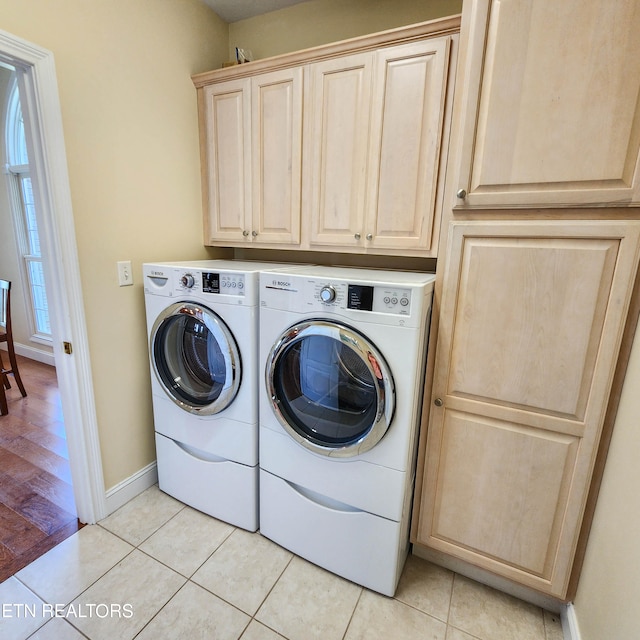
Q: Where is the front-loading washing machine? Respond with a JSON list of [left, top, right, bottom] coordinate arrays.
[[258, 265, 435, 595], [143, 260, 297, 531]]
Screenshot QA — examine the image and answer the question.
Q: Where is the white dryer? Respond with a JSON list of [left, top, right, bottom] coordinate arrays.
[[258, 265, 435, 596], [143, 260, 295, 531]]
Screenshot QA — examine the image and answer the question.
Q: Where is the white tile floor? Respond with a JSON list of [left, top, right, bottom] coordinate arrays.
[[0, 486, 565, 640]]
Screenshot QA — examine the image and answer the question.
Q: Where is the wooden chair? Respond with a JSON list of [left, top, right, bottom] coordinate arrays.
[[0, 280, 27, 415]]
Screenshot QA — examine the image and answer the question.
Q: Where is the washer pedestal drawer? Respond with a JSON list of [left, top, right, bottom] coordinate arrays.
[[155, 432, 258, 531], [259, 468, 409, 596]]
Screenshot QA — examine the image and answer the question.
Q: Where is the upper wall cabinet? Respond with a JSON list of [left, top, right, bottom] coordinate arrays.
[[192, 17, 461, 256], [305, 38, 453, 255], [251, 69, 303, 245], [198, 68, 303, 246], [451, 0, 640, 210]]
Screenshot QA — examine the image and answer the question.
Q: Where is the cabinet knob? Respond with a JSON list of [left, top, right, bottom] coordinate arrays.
[[434, 398, 444, 407], [242, 230, 249, 237], [354, 233, 361, 240], [366, 233, 373, 241], [456, 188, 467, 200], [252, 230, 258, 237]]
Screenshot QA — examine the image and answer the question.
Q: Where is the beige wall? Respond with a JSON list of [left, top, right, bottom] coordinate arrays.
[[0, 0, 460, 496], [573, 330, 640, 638], [229, 0, 462, 60], [0, 0, 228, 488]]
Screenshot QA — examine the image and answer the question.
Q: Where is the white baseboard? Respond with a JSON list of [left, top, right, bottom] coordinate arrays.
[[104, 462, 158, 517], [2, 341, 55, 366], [562, 603, 582, 640]]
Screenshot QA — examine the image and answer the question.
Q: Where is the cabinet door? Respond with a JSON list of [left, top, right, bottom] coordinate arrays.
[[365, 37, 452, 252], [202, 79, 251, 243], [305, 53, 373, 248], [452, 0, 640, 209], [415, 220, 640, 597], [251, 68, 303, 245]]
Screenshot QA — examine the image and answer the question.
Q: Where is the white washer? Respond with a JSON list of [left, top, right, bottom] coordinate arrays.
[[259, 265, 435, 595], [143, 260, 297, 531]]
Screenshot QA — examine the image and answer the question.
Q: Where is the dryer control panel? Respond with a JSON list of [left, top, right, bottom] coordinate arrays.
[[311, 281, 411, 315], [201, 271, 245, 295], [174, 270, 245, 297]]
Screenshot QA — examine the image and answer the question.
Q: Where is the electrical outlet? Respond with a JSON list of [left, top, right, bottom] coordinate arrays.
[[117, 260, 134, 286]]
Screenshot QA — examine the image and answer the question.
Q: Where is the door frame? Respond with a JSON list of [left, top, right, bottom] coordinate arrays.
[[0, 29, 106, 523]]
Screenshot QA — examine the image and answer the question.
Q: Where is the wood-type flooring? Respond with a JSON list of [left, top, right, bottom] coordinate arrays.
[[0, 354, 81, 583]]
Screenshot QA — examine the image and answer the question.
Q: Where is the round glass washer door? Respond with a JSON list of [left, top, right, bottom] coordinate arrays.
[[266, 319, 395, 457], [151, 302, 241, 415]]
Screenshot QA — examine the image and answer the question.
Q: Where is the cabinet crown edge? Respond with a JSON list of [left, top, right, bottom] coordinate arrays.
[[191, 14, 461, 87]]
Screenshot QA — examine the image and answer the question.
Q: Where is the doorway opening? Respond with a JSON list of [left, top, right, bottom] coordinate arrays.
[[0, 28, 106, 545], [0, 62, 82, 580]]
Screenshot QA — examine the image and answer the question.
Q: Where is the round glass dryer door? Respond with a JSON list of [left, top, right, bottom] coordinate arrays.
[[151, 302, 241, 415], [266, 320, 395, 457]]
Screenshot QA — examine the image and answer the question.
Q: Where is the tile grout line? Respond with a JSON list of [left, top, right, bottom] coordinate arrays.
[[98, 501, 188, 549], [181, 521, 236, 581], [245, 542, 295, 634], [119, 518, 271, 639], [127, 574, 189, 640], [340, 586, 365, 640], [13, 541, 139, 640], [60, 522, 187, 640]]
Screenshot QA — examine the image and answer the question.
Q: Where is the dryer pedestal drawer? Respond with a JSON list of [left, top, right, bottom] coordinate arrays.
[[260, 425, 407, 521], [153, 393, 258, 466], [259, 468, 408, 596], [155, 432, 258, 531]]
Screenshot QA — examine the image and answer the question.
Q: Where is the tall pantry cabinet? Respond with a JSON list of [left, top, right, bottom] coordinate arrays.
[[412, 0, 640, 601]]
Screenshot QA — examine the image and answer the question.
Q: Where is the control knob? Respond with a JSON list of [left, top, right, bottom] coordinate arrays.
[[181, 274, 195, 289], [319, 285, 336, 303]]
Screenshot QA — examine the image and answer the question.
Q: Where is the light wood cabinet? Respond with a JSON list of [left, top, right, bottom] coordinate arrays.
[[250, 68, 303, 245], [304, 52, 373, 249], [367, 39, 451, 253], [305, 37, 454, 255], [414, 220, 640, 598], [200, 78, 251, 244], [193, 17, 461, 256], [199, 68, 303, 246], [451, 0, 640, 210]]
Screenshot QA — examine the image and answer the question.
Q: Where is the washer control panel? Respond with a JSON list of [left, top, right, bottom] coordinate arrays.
[[175, 270, 245, 296], [310, 281, 411, 315]]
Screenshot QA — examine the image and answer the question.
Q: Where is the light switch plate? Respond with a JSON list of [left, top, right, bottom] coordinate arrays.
[[117, 260, 133, 286]]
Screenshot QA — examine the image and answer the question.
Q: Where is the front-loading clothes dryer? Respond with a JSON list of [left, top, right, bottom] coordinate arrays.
[[258, 265, 435, 595], [143, 260, 298, 531]]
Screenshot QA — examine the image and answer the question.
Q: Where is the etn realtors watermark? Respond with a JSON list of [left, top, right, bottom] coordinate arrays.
[[2, 602, 134, 619]]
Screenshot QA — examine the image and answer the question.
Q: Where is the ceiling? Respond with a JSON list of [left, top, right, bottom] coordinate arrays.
[[203, 0, 311, 23]]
